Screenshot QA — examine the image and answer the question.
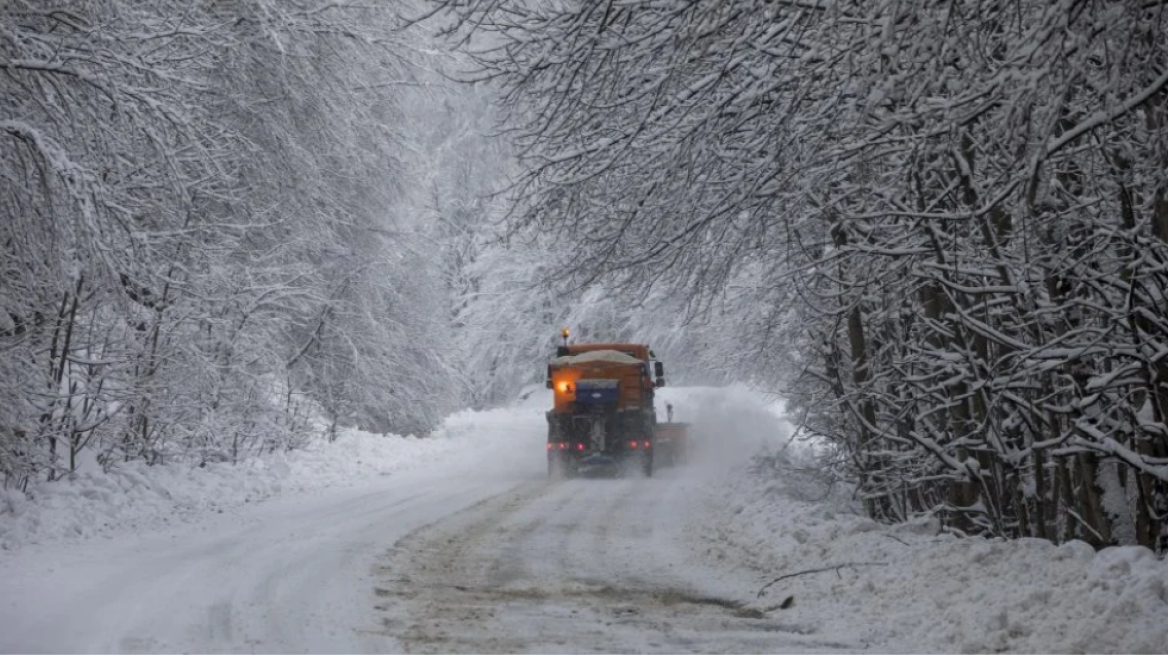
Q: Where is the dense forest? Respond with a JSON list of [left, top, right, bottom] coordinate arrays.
[[1, 1, 473, 487], [426, 0, 1168, 552], [3, 0, 1167, 553]]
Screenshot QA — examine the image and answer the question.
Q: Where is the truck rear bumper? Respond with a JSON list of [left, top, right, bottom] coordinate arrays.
[[547, 447, 651, 478]]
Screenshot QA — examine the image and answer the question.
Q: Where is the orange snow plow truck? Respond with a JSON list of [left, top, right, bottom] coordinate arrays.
[[545, 329, 688, 478]]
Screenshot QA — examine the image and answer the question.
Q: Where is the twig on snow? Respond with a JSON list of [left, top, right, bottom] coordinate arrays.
[[756, 562, 887, 599]]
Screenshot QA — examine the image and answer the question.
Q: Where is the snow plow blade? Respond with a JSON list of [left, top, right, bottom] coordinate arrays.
[[653, 422, 689, 466]]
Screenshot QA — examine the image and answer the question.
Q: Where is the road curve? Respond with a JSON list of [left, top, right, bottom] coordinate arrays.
[[0, 463, 532, 654], [1, 388, 844, 654]]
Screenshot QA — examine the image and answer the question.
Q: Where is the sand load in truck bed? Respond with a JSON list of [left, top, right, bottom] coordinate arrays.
[[552, 350, 644, 366]]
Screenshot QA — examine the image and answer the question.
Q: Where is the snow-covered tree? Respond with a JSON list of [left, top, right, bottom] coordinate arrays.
[[428, 0, 1168, 551], [1, 0, 473, 488]]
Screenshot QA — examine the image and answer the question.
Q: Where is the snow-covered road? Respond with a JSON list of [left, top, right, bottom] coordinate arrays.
[[0, 463, 530, 653], [3, 386, 1166, 654], [378, 471, 861, 654], [0, 386, 806, 654]]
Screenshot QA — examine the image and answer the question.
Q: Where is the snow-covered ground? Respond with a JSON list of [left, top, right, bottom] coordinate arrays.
[[2, 386, 1166, 653], [0, 408, 538, 552], [710, 457, 1168, 654], [0, 398, 548, 653], [669, 387, 1168, 653]]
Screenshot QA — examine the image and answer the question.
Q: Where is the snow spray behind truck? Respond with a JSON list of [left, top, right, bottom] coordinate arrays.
[[545, 329, 688, 478]]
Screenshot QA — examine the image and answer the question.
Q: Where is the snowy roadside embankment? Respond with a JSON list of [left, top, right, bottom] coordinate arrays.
[[711, 453, 1168, 653], [0, 401, 545, 552]]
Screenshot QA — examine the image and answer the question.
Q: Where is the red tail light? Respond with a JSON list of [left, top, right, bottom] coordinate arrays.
[[644, 441, 651, 449], [546, 443, 553, 451], [629, 441, 639, 449], [576, 443, 585, 451]]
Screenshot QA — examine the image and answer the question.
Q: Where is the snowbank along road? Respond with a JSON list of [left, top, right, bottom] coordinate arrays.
[[2, 387, 1167, 653]]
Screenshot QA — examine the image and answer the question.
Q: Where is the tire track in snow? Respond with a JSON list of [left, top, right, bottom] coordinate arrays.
[[376, 472, 864, 654]]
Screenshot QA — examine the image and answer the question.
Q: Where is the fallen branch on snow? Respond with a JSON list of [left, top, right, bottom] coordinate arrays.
[[756, 561, 888, 599]]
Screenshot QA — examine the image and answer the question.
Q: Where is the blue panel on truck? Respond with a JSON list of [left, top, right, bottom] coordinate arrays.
[[574, 379, 620, 404]]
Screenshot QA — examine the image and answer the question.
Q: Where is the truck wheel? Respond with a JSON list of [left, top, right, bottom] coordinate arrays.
[[643, 456, 653, 478]]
